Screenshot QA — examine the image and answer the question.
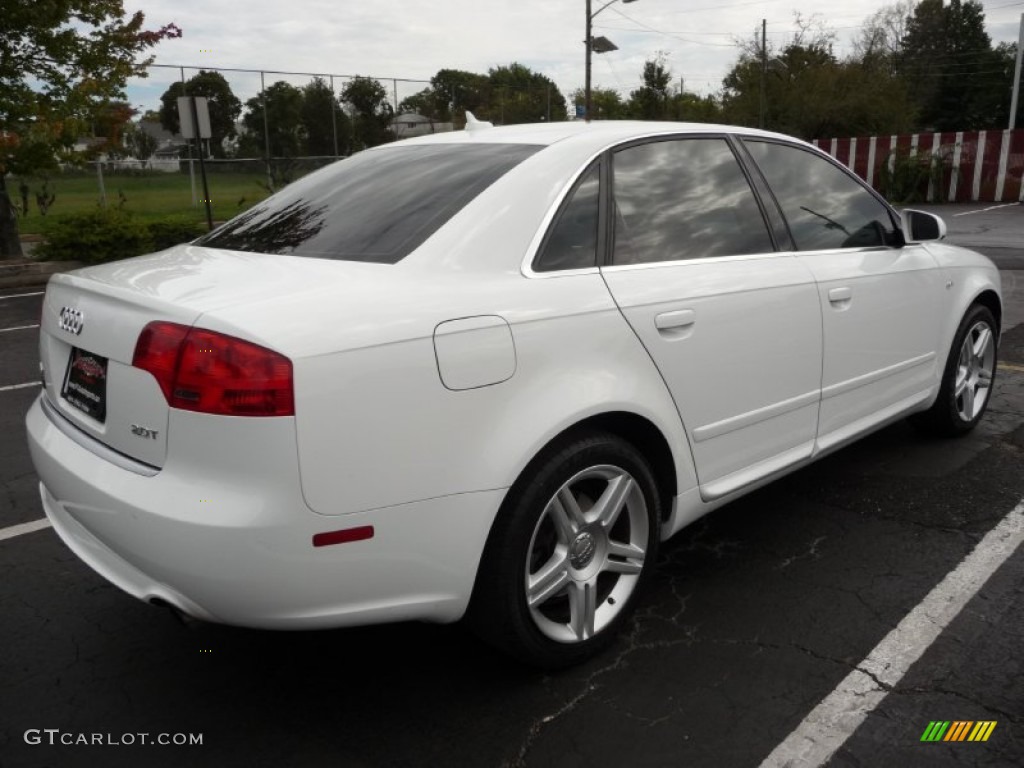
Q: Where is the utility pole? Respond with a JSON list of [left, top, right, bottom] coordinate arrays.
[[1010, 13, 1024, 130], [585, 0, 593, 122], [759, 18, 767, 130]]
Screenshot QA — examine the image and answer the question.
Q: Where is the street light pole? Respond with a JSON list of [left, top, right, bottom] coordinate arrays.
[[585, 0, 637, 122], [585, 0, 594, 122]]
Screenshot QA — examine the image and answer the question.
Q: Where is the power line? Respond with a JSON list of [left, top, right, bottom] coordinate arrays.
[[606, 8, 741, 47], [661, 0, 795, 14]]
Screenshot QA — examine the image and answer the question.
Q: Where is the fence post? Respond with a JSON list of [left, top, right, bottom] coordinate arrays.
[[261, 70, 273, 191], [96, 162, 107, 208], [330, 74, 339, 157]]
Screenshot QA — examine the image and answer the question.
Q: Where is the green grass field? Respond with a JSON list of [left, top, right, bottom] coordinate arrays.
[[13, 170, 274, 236]]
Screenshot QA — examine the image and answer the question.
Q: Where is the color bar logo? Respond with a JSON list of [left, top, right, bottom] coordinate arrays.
[[920, 721, 997, 742]]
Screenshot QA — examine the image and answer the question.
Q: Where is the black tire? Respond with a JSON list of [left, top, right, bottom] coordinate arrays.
[[468, 431, 660, 668], [911, 304, 998, 437]]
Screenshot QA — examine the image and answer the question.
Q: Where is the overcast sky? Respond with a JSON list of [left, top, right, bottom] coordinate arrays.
[[124, 0, 1024, 116]]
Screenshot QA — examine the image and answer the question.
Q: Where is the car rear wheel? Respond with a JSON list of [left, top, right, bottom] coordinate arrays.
[[912, 304, 998, 436], [469, 431, 660, 668]]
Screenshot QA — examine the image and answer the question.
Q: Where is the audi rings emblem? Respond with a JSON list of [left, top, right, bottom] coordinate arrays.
[[58, 306, 84, 335]]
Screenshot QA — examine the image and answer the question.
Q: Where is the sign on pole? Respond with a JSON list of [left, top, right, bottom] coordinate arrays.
[[177, 96, 212, 139], [176, 96, 214, 230]]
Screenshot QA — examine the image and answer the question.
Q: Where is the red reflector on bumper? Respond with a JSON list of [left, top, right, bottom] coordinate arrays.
[[312, 526, 375, 547]]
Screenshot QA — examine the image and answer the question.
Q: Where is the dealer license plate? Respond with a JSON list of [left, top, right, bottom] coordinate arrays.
[[61, 347, 108, 423]]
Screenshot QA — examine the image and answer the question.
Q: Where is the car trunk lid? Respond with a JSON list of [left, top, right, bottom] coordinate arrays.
[[38, 245, 349, 467]]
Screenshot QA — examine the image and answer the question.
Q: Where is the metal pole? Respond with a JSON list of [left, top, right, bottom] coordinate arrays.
[[393, 79, 399, 113], [1010, 13, 1024, 130], [190, 96, 214, 230], [330, 74, 339, 157], [181, 67, 195, 206], [96, 161, 107, 208], [759, 18, 766, 130], [261, 71, 272, 190], [585, 0, 592, 122]]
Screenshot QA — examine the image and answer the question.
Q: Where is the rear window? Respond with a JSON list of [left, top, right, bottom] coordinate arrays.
[[197, 143, 540, 263]]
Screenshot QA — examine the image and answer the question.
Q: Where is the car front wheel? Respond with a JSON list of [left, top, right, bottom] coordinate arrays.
[[913, 303, 998, 436], [469, 432, 661, 668]]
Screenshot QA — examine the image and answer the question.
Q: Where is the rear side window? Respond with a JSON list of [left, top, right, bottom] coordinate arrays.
[[534, 163, 600, 272], [744, 140, 898, 250], [611, 138, 774, 265], [197, 143, 540, 263]]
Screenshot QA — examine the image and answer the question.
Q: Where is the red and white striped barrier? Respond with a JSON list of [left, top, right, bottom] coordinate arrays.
[[812, 130, 1024, 203]]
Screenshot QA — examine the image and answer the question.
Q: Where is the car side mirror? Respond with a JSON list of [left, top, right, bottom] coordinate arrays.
[[899, 209, 947, 243]]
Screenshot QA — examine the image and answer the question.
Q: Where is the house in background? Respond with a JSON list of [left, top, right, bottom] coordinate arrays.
[[138, 119, 188, 171], [390, 113, 454, 140]]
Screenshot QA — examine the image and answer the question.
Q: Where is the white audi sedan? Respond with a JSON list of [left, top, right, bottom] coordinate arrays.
[[27, 120, 1001, 667]]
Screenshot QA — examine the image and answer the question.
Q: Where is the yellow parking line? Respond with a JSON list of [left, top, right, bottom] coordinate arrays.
[[998, 362, 1024, 373]]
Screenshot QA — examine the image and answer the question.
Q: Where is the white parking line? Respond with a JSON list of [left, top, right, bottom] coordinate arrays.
[[0, 382, 40, 393], [0, 291, 44, 300], [0, 517, 52, 543], [0, 324, 40, 333], [952, 202, 1020, 217], [760, 501, 1024, 767]]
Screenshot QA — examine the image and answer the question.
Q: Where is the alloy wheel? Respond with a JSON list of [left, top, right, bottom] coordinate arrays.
[[954, 320, 996, 423], [524, 465, 649, 643]]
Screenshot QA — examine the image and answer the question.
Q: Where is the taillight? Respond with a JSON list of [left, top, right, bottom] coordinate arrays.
[[132, 321, 294, 416]]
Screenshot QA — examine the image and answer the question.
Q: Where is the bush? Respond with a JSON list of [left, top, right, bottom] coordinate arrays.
[[36, 210, 152, 263], [878, 148, 951, 204], [146, 215, 204, 251], [35, 210, 204, 263]]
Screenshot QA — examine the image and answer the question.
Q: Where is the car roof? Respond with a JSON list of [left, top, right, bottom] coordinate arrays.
[[381, 120, 807, 152]]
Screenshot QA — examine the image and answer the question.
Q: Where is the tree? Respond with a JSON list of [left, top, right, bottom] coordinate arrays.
[[158, 70, 241, 157], [240, 81, 305, 158], [301, 78, 351, 156], [0, 1, 181, 256], [856, 0, 915, 73], [720, 16, 916, 139], [123, 121, 158, 162], [571, 87, 627, 120], [341, 77, 394, 149], [91, 100, 137, 158], [488, 63, 567, 124], [398, 88, 446, 121], [670, 91, 723, 124], [993, 42, 1024, 128], [899, 0, 1008, 130], [628, 55, 673, 120], [431, 69, 492, 123]]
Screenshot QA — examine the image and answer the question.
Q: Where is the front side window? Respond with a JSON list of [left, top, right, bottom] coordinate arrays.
[[197, 143, 540, 264], [744, 140, 898, 251], [611, 138, 774, 265], [534, 163, 600, 272]]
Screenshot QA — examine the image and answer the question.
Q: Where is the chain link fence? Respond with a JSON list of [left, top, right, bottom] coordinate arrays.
[[13, 62, 563, 235], [12, 64, 439, 233]]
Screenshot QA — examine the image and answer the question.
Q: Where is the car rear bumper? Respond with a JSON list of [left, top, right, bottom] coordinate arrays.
[[26, 393, 501, 629]]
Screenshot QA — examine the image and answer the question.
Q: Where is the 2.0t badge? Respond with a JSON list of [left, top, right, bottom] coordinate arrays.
[[130, 424, 159, 440], [58, 306, 84, 335]]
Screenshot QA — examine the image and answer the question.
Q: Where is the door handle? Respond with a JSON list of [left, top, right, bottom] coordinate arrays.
[[655, 309, 695, 330], [654, 309, 696, 339], [828, 287, 852, 305]]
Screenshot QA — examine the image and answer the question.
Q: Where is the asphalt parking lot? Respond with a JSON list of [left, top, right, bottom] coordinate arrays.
[[1, 204, 1022, 768]]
